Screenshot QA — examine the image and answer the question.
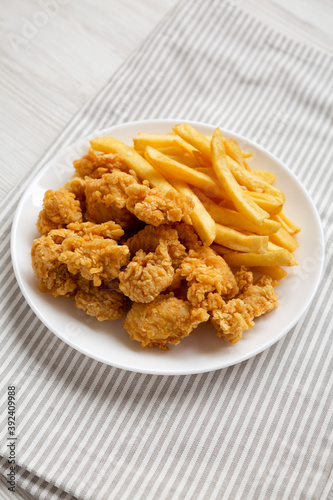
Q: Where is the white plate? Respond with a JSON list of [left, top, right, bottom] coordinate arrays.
[[11, 119, 325, 375]]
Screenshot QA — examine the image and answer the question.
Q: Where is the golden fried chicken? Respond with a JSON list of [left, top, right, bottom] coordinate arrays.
[[122, 293, 209, 349], [84, 171, 137, 230], [65, 177, 87, 213], [178, 246, 238, 308], [126, 224, 187, 268], [75, 282, 130, 321], [211, 275, 278, 343], [37, 188, 82, 235], [31, 231, 78, 297], [59, 232, 130, 286], [234, 266, 253, 293], [67, 220, 124, 240], [125, 183, 194, 226], [173, 222, 202, 251], [73, 148, 127, 178], [118, 242, 174, 303]]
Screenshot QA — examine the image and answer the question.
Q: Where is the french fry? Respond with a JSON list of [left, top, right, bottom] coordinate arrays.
[[211, 128, 269, 225], [173, 123, 211, 159], [227, 156, 285, 203], [251, 266, 288, 281], [152, 146, 191, 156], [247, 191, 283, 215], [272, 211, 301, 234], [170, 179, 216, 246], [206, 136, 253, 159], [269, 227, 299, 252], [223, 249, 297, 267], [268, 241, 298, 264], [90, 136, 174, 192], [223, 137, 247, 169], [195, 192, 281, 235], [144, 146, 226, 199], [253, 170, 276, 185], [133, 133, 194, 154], [215, 223, 269, 253], [210, 243, 234, 255], [167, 155, 202, 169], [192, 149, 212, 168]]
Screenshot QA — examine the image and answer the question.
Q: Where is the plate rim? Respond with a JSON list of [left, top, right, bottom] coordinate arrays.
[[11, 118, 325, 375]]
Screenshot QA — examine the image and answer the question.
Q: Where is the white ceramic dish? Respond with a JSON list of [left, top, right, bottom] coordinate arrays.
[[11, 119, 325, 375]]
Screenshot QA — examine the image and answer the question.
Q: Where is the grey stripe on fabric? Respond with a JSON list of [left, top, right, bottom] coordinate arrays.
[[1, 0, 332, 499]]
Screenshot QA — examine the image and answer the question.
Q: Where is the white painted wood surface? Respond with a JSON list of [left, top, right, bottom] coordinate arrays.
[[0, 0, 332, 497]]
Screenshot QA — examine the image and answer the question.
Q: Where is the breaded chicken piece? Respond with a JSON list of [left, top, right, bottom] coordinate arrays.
[[125, 183, 194, 226], [59, 232, 130, 286], [234, 266, 253, 293], [73, 148, 127, 178], [178, 246, 238, 307], [37, 188, 82, 235], [126, 224, 187, 269], [211, 275, 278, 343], [67, 220, 124, 240], [122, 293, 209, 349], [75, 282, 130, 321], [85, 171, 137, 230], [173, 222, 202, 251], [31, 231, 78, 297], [65, 177, 87, 213], [118, 242, 174, 303]]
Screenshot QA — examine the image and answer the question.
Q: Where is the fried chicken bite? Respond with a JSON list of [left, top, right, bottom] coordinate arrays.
[[125, 183, 194, 226], [75, 281, 130, 321], [173, 222, 202, 251], [211, 275, 278, 343], [84, 171, 137, 230], [37, 188, 83, 235], [59, 232, 130, 286], [67, 220, 124, 240], [65, 177, 87, 213], [234, 266, 253, 293], [31, 230, 78, 297], [178, 246, 238, 308], [118, 242, 174, 303], [122, 293, 209, 349], [73, 148, 127, 178], [126, 224, 187, 269]]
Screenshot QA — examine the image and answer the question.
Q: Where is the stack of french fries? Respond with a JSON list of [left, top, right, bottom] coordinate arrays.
[[90, 123, 300, 281]]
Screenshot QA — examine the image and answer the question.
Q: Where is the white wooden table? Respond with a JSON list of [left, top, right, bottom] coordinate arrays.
[[0, 0, 332, 498]]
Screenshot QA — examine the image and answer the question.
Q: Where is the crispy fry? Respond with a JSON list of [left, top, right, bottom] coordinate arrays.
[[227, 156, 285, 203], [210, 243, 234, 255], [196, 193, 280, 235], [192, 150, 212, 168], [247, 191, 283, 215], [211, 128, 269, 225], [173, 123, 211, 159], [223, 137, 246, 168], [90, 136, 174, 192], [145, 146, 225, 199], [269, 227, 299, 252], [223, 249, 297, 267], [133, 133, 194, 154], [168, 155, 202, 168], [171, 179, 216, 246], [251, 266, 287, 281], [253, 170, 276, 185], [272, 210, 301, 234], [215, 223, 269, 253]]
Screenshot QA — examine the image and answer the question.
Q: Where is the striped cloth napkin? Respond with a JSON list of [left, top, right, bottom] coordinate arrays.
[[1, 1, 333, 499]]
